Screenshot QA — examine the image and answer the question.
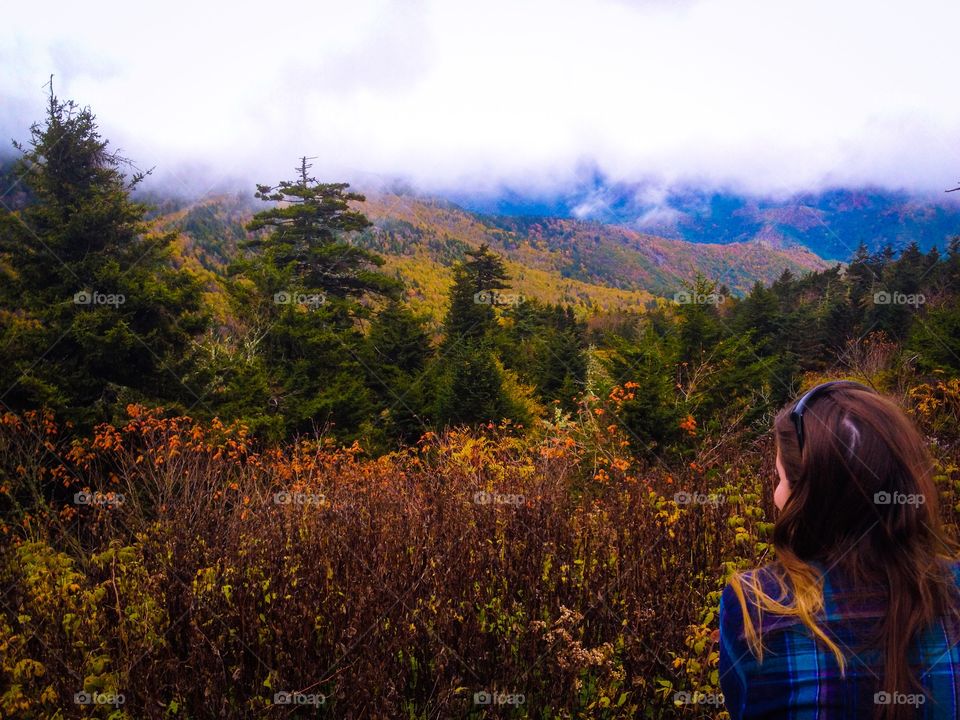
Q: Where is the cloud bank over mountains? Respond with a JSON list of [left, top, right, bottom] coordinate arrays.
[[3, 0, 959, 199]]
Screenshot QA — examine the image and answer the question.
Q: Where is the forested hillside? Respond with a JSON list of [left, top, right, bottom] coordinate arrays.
[[140, 187, 832, 323]]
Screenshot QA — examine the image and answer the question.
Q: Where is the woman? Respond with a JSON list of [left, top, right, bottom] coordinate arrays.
[[719, 380, 960, 719]]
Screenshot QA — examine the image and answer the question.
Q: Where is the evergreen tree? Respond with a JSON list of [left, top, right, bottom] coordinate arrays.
[[733, 282, 781, 355], [770, 268, 798, 308], [0, 87, 206, 428], [228, 158, 401, 439], [438, 349, 510, 426], [368, 301, 432, 378], [675, 274, 725, 364], [945, 237, 960, 288], [817, 272, 858, 360], [604, 325, 683, 456], [869, 243, 924, 339], [845, 241, 876, 327], [363, 300, 434, 445], [500, 300, 586, 410], [432, 244, 528, 427], [442, 243, 509, 344], [244, 157, 398, 301], [908, 306, 960, 374], [894, 242, 926, 294]]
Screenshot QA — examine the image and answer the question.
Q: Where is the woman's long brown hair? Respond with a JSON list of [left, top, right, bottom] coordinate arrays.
[[730, 381, 960, 720]]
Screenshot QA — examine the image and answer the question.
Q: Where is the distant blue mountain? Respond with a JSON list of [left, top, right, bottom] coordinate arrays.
[[443, 179, 960, 261]]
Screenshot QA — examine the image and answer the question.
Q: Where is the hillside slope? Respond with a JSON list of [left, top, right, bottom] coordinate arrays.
[[356, 192, 832, 306], [151, 189, 833, 319]]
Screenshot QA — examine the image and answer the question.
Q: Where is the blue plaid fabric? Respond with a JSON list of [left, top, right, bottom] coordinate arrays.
[[719, 560, 960, 719]]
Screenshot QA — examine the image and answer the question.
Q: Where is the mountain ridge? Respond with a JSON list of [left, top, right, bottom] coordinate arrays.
[[150, 188, 832, 320], [441, 180, 960, 260]]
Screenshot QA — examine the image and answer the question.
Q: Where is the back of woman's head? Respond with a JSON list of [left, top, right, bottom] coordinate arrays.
[[772, 381, 945, 574], [735, 380, 960, 720]]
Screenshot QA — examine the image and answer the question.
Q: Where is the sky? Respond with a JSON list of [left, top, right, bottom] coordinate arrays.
[[3, 0, 959, 199]]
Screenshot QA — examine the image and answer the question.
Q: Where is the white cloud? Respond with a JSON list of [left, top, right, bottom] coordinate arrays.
[[2, 0, 959, 196], [636, 205, 685, 228]]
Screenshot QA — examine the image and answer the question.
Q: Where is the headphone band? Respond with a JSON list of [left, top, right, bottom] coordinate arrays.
[[789, 380, 875, 453]]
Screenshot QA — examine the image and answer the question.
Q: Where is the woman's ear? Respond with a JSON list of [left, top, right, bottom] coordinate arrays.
[[774, 451, 791, 511]]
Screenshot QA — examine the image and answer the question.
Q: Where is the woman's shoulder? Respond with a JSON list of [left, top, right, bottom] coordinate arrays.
[[722, 557, 960, 620], [946, 557, 960, 577], [722, 563, 791, 605], [944, 557, 960, 588], [720, 563, 791, 628]]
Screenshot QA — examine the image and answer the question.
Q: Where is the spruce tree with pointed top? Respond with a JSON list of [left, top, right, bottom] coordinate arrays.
[[431, 243, 530, 427], [0, 85, 206, 428], [243, 157, 399, 305], [228, 157, 401, 438]]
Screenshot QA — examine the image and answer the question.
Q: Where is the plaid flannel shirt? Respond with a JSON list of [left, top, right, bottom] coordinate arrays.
[[719, 560, 960, 719]]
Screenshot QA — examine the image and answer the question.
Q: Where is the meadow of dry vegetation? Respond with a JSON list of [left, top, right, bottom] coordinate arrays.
[[2, 376, 959, 719]]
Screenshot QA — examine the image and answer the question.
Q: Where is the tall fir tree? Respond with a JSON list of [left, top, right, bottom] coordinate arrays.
[[442, 243, 509, 345], [0, 86, 206, 428], [432, 244, 530, 427], [226, 157, 401, 438], [675, 274, 725, 364], [244, 157, 398, 303], [499, 300, 586, 410], [362, 300, 434, 446]]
